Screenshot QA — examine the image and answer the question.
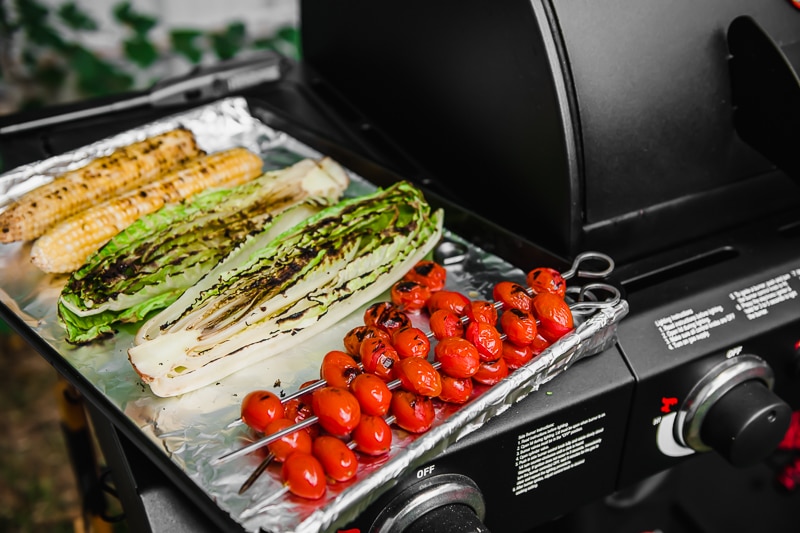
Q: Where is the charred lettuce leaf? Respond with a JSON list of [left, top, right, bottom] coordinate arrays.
[[58, 157, 349, 343], [128, 180, 444, 397]]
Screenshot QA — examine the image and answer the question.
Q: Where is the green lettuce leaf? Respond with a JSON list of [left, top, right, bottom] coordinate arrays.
[[58, 157, 349, 343], [129, 180, 444, 397]]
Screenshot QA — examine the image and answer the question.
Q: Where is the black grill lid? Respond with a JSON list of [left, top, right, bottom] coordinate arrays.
[[300, 0, 800, 261]]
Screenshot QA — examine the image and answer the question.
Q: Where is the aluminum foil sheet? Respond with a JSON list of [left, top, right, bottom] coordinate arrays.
[[0, 97, 628, 533]]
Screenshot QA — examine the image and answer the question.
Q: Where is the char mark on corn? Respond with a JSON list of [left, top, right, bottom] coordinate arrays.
[[30, 147, 264, 274], [0, 128, 202, 243]]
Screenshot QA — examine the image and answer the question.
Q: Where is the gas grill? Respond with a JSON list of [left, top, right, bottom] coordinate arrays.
[[1, 1, 800, 532]]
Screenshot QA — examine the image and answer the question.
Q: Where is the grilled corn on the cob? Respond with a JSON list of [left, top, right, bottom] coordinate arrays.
[[31, 147, 264, 274], [0, 128, 202, 243]]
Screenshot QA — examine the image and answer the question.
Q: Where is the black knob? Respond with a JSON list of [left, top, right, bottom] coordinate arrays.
[[371, 474, 487, 533], [406, 503, 490, 533], [676, 354, 792, 466], [699, 379, 792, 466]]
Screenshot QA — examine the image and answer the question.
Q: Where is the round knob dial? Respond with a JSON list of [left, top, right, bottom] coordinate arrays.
[[371, 473, 488, 533], [675, 354, 791, 466]]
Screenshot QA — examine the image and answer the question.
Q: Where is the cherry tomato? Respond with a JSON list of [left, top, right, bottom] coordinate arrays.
[[403, 260, 447, 292], [392, 326, 431, 359], [390, 279, 432, 313], [296, 380, 321, 405], [395, 357, 443, 397], [283, 397, 319, 439], [311, 387, 361, 437], [429, 309, 465, 340], [492, 280, 532, 312], [530, 333, 552, 356], [359, 336, 400, 381], [465, 300, 498, 325], [264, 418, 313, 462], [526, 267, 567, 298], [241, 390, 284, 433], [531, 292, 574, 342], [312, 435, 358, 482], [434, 337, 480, 378], [439, 375, 473, 404], [281, 451, 327, 500], [363, 301, 412, 336], [352, 414, 393, 456], [343, 325, 391, 359], [501, 341, 534, 370], [426, 290, 470, 316], [499, 308, 538, 346], [320, 350, 361, 389], [391, 390, 436, 434], [349, 372, 392, 416], [472, 357, 509, 386], [464, 321, 503, 362]]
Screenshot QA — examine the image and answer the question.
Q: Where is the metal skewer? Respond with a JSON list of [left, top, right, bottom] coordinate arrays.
[[215, 363, 430, 466], [238, 413, 400, 495]]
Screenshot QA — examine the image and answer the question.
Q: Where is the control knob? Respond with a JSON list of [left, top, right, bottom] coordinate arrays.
[[371, 473, 489, 533], [674, 354, 791, 466]]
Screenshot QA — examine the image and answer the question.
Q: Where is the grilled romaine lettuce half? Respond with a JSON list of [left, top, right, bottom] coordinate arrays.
[[129, 180, 444, 397], [58, 157, 349, 344]]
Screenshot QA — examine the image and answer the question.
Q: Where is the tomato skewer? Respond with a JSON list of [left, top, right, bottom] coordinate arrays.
[[232, 253, 619, 513], [224, 253, 616, 465]]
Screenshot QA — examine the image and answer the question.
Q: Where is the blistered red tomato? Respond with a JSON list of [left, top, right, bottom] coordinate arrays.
[[395, 357, 443, 397], [349, 372, 392, 416], [501, 341, 534, 370], [531, 292, 574, 342], [264, 418, 313, 462], [352, 414, 393, 456], [241, 390, 284, 433], [359, 336, 400, 381], [296, 380, 321, 405], [311, 387, 361, 437], [312, 435, 358, 482], [320, 350, 361, 389], [492, 281, 532, 312], [526, 267, 567, 298], [499, 308, 538, 346], [281, 451, 327, 500], [465, 300, 498, 325], [403, 260, 447, 292], [434, 337, 481, 378], [390, 279, 432, 313], [363, 301, 412, 336], [429, 309, 465, 340], [439, 375, 474, 404], [283, 397, 319, 439], [464, 321, 503, 362], [530, 333, 552, 356], [391, 390, 436, 434], [426, 290, 470, 316], [392, 327, 431, 359], [343, 325, 391, 359], [472, 357, 509, 386]]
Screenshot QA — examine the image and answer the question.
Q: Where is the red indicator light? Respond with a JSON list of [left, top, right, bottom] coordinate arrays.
[[660, 397, 678, 413], [794, 339, 800, 352], [792, 0, 800, 10]]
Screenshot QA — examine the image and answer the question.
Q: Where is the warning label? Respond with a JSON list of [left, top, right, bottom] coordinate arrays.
[[653, 268, 799, 351], [512, 413, 605, 496], [730, 271, 798, 320], [654, 306, 736, 350]]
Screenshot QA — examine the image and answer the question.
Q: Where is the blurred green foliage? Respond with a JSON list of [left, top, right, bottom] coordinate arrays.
[[0, 0, 299, 111]]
